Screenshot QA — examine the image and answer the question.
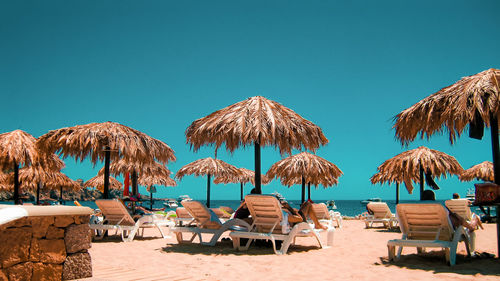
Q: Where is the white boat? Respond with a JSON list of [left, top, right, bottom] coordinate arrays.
[[361, 198, 382, 205], [326, 200, 337, 210], [177, 195, 191, 202], [163, 199, 179, 208]]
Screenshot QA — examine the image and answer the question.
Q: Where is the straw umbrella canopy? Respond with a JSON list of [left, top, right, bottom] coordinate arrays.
[[394, 68, 500, 182], [139, 173, 177, 210], [371, 166, 412, 205], [37, 121, 176, 199], [214, 168, 270, 201], [371, 146, 463, 201], [265, 152, 343, 203], [459, 161, 494, 182], [99, 158, 172, 196], [175, 157, 241, 207], [0, 130, 41, 204], [84, 174, 122, 193], [185, 96, 329, 194]]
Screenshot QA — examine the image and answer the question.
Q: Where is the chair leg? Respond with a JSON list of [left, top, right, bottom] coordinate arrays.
[[396, 246, 403, 259], [417, 247, 425, 254], [388, 245, 395, 261]]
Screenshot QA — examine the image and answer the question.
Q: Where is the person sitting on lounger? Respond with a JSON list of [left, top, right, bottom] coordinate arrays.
[[422, 190, 482, 232], [234, 190, 327, 230]]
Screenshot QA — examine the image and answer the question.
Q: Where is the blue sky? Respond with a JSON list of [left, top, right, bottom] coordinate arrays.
[[1, 0, 499, 200]]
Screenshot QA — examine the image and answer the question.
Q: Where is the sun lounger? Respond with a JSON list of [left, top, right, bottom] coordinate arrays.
[[174, 207, 194, 226], [171, 200, 251, 246], [90, 199, 174, 242], [387, 203, 472, 266], [311, 203, 342, 228], [445, 199, 479, 252], [364, 202, 397, 229], [229, 195, 332, 255]]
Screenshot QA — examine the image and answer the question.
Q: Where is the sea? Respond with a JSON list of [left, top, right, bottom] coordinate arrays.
[[6, 199, 494, 218]]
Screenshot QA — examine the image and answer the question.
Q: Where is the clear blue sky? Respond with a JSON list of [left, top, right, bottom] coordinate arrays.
[[1, 0, 499, 200]]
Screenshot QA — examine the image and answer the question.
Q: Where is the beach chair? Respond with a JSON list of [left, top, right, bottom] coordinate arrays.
[[387, 204, 472, 266], [174, 207, 194, 226], [445, 199, 479, 252], [171, 200, 251, 246], [90, 199, 174, 242], [311, 203, 342, 228], [229, 195, 332, 255], [364, 202, 397, 229]]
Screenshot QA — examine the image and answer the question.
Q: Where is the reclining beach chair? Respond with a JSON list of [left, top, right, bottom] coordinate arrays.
[[171, 200, 251, 246], [90, 199, 174, 242], [174, 207, 194, 226], [311, 203, 342, 228], [229, 195, 333, 255], [364, 202, 397, 229], [445, 199, 480, 252], [387, 204, 472, 266]]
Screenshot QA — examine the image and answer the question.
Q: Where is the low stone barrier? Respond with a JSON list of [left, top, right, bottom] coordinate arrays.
[[0, 205, 93, 281]]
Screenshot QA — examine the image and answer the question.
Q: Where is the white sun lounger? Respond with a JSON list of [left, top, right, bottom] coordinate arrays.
[[229, 195, 332, 255], [387, 203, 472, 266], [171, 200, 251, 246], [365, 202, 398, 229], [90, 199, 174, 242], [445, 199, 478, 252], [312, 203, 342, 228]]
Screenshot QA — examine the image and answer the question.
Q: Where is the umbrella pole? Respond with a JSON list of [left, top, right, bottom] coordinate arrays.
[[103, 147, 111, 199], [60, 186, 63, 204], [131, 170, 138, 196], [36, 182, 41, 205], [254, 141, 262, 194], [307, 182, 311, 201], [150, 187, 153, 211], [489, 113, 500, 257], [419, 162, 424, 201], [13, 162, 20, 205], [396, 183, 399, 205], [301, 176, 305, 204], [240, 182, 244, 201], [207, 173, 211, 208]]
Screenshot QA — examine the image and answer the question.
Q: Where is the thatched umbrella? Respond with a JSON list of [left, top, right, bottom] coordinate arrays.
[[0, 130, 41, 204], [371, 146, 463, 201], [185, 96, 328, 194], [37, 121, 176, 199], [99, 158, 172, 196], [84, 174, 122, 193], [265, 152, 343, 203], [175, 157, 241, 207], [214, 168, 270, 201], [460, 161, 494, 182], [139, 173, 177, 210], [394, 68, 500, 182]]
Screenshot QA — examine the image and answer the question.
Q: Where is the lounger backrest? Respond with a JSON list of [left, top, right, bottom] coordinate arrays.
[[445, 199, 472, 221], [181, 200, 221, 229], [366, 202, 392, 219], [396, 204, 453, 241], [210, 208, 226, 218], [96, 199, 135, 226], [312, 203, 330, 220], [175, 207, 192, 219], [245, 195, 283, 233]]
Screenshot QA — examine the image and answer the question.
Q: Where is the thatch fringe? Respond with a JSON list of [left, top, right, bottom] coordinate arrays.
[[185, 96, 328, 155], [175, 157, 241, 180], [84, 174, 122, 192], [459, 161, 493, 182]]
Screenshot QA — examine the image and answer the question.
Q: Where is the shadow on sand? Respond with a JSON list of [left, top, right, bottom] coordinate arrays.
[[160, 239, 321, 256], [377, 250, 500, 276]]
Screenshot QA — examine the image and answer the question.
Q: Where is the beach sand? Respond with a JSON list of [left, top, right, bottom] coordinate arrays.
[[86, 220, 499, 281]]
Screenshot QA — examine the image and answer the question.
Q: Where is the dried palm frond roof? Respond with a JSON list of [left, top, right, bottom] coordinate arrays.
[[459, 161, 493, 182], [265, 152, 343, 188], [0, 168, 79, 191], [84, 174, 122, 192], [175, 157, 241, 180], [394, 68, 500, 144], [370, 146, 463, 193], [98, 158, 172, 179], [138, 174, 177, 187], [213, 167, 270, 185], [185, 96, 329, 155], [37, 121, 176, 165], [0, 130, 39, 169]]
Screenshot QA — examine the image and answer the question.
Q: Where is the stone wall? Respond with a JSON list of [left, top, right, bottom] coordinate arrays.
[[0, 214, 92, 281]]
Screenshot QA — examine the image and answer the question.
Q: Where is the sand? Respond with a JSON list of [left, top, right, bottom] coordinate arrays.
[[86, 220, 499, 281]]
